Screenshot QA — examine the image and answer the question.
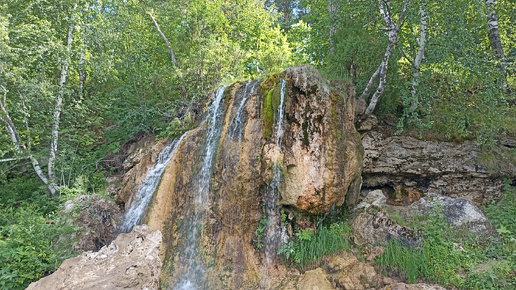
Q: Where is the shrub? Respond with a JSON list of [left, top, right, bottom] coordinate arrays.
[[0, 206, 77, 289]]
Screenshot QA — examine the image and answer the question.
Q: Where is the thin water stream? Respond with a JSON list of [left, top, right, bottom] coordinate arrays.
[[121, 133, 188, 233], [264, 79, 287, 264], [173, 86, 227, 290]]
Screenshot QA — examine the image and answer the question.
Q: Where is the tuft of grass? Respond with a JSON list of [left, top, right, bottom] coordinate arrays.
[[278, 222, 351, 270]]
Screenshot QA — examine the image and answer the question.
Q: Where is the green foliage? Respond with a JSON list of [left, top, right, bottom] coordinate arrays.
[[0, 175, 57, 216], [377, 202, 516, 288], [256, 217, 269, 249], [157, 113, 196, 140], [0, 206, 78, 290], [485, 181, 516, 241], [465, 261, 516, 290], [278, 222, 351, 270]]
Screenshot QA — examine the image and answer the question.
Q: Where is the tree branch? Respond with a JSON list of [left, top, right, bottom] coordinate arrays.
[[147, 12, 189, 98], [0, 157, 28, 163], [401, 48, 414, 65]]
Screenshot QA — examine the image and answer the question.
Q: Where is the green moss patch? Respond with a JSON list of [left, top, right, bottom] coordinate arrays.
[[260, 73, 281, 140]]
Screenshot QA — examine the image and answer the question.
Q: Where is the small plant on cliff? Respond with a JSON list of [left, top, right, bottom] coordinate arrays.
[[278, 222, 351, 270], [255, 217, 268, 249], [484, 180, 516, 244]]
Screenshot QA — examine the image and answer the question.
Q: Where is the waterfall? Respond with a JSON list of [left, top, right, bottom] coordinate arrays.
[[121, 132, 188, 233], [226, 81, 258, 170], [173, 86, 227, 290], [264, 79, 287, 264]]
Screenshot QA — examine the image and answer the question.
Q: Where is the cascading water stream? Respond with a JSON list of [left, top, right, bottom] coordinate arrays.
[[120, 132, 188, 233], [173, 86, 227, 290], [226, 81, 258, 168], [264, 79, 287, 264]]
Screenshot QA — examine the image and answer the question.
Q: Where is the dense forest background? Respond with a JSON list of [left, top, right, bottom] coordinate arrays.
[[0, 0, 515, 288]]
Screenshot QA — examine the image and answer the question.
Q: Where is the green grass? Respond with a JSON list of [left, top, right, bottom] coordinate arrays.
[[278, 222, 351, 270], [377, 190, 516, 289]]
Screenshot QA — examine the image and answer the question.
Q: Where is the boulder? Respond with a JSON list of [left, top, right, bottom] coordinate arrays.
[[26, 225, 162, 290], [296, 268, 334, 290], [350, 190, 496, 246], [63, 195, 122, 252], [325, 252, 382, 290], [350, 206, 420, 247]]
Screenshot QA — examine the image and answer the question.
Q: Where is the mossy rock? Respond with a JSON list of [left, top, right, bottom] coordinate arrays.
[[260, 73, 282, 140]]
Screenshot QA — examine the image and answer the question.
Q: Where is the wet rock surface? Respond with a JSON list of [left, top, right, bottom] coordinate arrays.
[[27, 225, 162, 290], [140, 66, 363, 288], [103, 132, 168, 211]]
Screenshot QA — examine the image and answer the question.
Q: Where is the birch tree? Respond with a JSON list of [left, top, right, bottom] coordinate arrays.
[[359, 0, 411, 115], [401, 5, 427, 111], [0, 3, 77, 196], [484, 0, 506, 79]]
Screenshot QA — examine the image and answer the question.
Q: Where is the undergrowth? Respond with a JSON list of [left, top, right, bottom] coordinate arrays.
[[377, 184, 516, 289]]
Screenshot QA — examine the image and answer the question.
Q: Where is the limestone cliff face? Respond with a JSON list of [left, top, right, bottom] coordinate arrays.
[[361, 128, 516, 205], [140, 66, 363, 288]]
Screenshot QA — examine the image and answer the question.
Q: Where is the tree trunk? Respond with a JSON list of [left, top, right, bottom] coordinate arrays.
[[0, 86, 54, 194], [79, 44, 86, 98], [484, 0, 506, 78], [148, 12, 189, 98], [48, 3, 77, 196], [328, 0, 338, 54], [409, 6, 427, 111], [362, 0, 411, 115]]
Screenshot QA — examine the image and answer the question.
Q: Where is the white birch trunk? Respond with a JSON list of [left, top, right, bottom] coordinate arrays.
[[0, 87, 54, 194], [409, 6, 427, 111], [79, 45, 86, 98], [147, 12, 189, 98], [484, 0, 506, 78], [48, 4, 77, 195], [362, 0, 411, 115], [328, 0, 338, 54]]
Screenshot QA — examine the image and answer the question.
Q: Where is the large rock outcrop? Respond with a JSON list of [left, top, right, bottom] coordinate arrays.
[[362, 129, 516, 204], [280, 67, 363, 213], [137, 66, 363, 289], [27, 225, 162, 290]]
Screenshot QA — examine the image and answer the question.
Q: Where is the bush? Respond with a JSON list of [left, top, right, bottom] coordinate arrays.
[[0, 206, 77, 289]]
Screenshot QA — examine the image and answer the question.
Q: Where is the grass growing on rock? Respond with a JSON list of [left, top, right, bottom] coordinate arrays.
[[377, 188, 516, 289], [277, 221, 352, 270]]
